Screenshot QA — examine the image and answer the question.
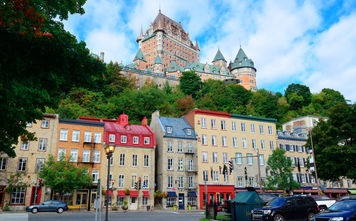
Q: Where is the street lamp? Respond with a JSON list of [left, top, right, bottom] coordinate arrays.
[[105, 145, 115, 221]]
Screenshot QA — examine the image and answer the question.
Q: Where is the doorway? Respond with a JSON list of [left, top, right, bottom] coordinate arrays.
[[178, 193, 184, 210], [30, 186, 42, 205], [75, 190, 88, 208]]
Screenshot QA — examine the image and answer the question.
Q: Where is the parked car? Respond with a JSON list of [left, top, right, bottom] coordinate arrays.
[[339, 195, 356, 201], [313, 200, 356, 221], [310, 195, 337, 212], [251, 195, 319, 221], [259, 193, 278, 205], [26, 200, 68, 214]]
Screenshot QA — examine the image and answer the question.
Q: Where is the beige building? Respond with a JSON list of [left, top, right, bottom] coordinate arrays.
[[150, 111, 198, 210], [282, 115, 328, 133], [0, 114, 59, 210], [184, 109, 277, 209]]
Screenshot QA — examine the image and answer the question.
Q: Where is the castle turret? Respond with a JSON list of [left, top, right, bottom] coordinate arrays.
[[212, 49, 227, 67], [133, 48, 147, 70], [153, 55, 163, 73]]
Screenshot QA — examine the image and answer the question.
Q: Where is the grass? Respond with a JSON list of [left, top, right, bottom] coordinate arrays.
[[199, 215, 231, 221]]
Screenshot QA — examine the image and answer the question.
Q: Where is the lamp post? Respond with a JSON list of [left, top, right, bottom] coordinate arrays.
[[105, 145, 115, 221]]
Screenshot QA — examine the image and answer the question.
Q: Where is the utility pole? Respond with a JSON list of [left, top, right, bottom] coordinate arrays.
[[256, 148, 263, 193], [309, 129, 322, 195]]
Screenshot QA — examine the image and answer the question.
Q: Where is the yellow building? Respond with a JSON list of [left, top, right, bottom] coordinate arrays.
[[184, 109, 277, 209], [0, 114, 59, 210]]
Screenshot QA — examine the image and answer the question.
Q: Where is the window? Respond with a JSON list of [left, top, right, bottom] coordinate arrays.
[[177, 142, 183, 153], [268, 126, 273, 135], [70, 149, 78, 162], [10, 187, 25, 204], [142, 197, 148, 206], [203, 170, 208, 181], [232, 137, 238, 148], [109, 134, 115, 142], [36, 158, 45, 172], [232, 122, 236, 131], [202, 135, 207, 145], [237, 177, 244, 187], [118, 175, 124, 188], [94, 132, 101, 143], [119, 135, 127, 143], [58, 148, 65, 160], [178, 159, 184, 171], [144, 137, 150, 144], [92, 170, 99, 183], [18, 158, 27, 171], [82, 150, 90, 162], [188, 159, 193, 171], [250, 124, 255, 133], [201, 118, 206, 128], [224, 172, 229, 182], [26, 122, 32, 127], [186, 129, 192, 135], [143, 176, 149, 189], [213, 171, 218, 181], [60, 129, 68, 141], [222, 136, 227, 146], [131, 175, 137, 188], [41, 120, 49, 128], [94, 150, 100, 163], [109, 156, 114, 166], [248, 177, 255, 186], [259, 125, 264, 134], [188, 176, 194, 188], [269, 140, 274, 150], [144, 155, 149, 167], [223, 153, 228, 163], [119, 154, 125, 166], [84, 132, 92, 143], [261, 140, 266, 150], [241, 123, 246, 132], [132, 154, 138, 167], [202, 152, 208, 162], [235, 153, 242, 164], [167, 141, 173, 152], [247, 153, 253, 165], [212, 136, 217, 146], [72, 130, 80, 142], [167, 176, 173, 188], [187, 143, 193, 153], [166, 126, 172, 134], [242, 138, 247, 148], [38, 138, 47, 151], [252, 139, 257, 149], [133, 136, 139, 144], [213, 152, 218, 163], [168, 158, 173, 170], [259, 154, 265, 165], [221, 120, 226, 130], [178, 176, 184, 188], [0, 158, 7, 170], [211, 119, 216, 129], [21, 141, 29, 150]]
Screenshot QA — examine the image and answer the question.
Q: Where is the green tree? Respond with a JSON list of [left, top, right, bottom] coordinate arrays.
[[265, 149, 300, 191], [39, 155, 91, 200], [250, 89, 278, 119], [285, 83, 312, 110], [179, 71, 201, 98]]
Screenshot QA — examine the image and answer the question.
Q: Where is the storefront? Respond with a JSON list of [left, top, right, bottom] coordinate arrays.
[[323, 189, 348, 199], [199, 184, 235, 209]]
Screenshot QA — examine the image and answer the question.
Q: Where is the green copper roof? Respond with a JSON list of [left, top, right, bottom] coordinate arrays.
[[212, 49, 227, 62], [167, 60, 180, 73], [154, 55, 162, 64], [189, 63, 230, 76], [230, 47, 255, 71], [230, 114, 277, 123], [134, 48, 146, 62]]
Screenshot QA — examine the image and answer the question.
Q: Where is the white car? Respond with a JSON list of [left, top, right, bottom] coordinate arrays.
[[311, 195, 337, 212]]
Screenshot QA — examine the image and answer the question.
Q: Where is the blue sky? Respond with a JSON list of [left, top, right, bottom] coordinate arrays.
[[63, 0, 356, 102]]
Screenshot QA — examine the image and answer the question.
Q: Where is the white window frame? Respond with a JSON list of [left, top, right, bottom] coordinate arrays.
[[121, 136, 127, 143], [132, 154, 138, 167], [188, 159, 193, 171], [18, 158, 27, 171], [167, 176, 173, 188], [92, 170, 99, 183], [250, 124, 255, 133], [84, 131, 92, 143], [202, 135, 207, 145], [58, 148, 66, 161], [178, 176, 184, 188], [177, 142, 183, 153], [143, 176, 149, 189], [119, 153, 125, 166], [222, 136, 227, 146], [203, 171, 208, 181], [252, 139, 257, 149], [38, 138, 47, 151], [83, 150, 90, 162], [109, 134, 115, 143], [167, 141, 173, 152], [242, 138, 247, 148], [223, 153, 228, 163], [118, 175, 125, 188], [94, 132, 101, 143], [213, 171, 218, 181], [259, 125, 264, 134], [93, 150, 100, 163], [247, 153, 253, 165], [211, 119, 216, 129], [72, 130, 80, 142], [168, 158, 173, 170], [188, 176, 194, 188], [166, 126, 173, 134], [201, 118, 206, 128], [202, 152, 208, 162], [232, 137, 238, 148], [41, 120, 49, 128], [133, 136, 139, 144], [261, 140, 266, 150], [0, 157, 7, 170], [21, 141, 29, 150], [268, 126, 273, 135], [232, 122, 236, 131], [221, 120, 226, 130], [10, 187, 26, 204], [178, 159, 184, 171], [144, 137, 150, 145], [213, 152, 218, 163], [212, 136, 217, 146], [237, 177, 244, 187], [241, 123, 246, 132], [144, 155, 149, 167], [36, 158, 45, 172], [70, 149, 78, 162], [187, 143, 193, 153], [60, 129, 68, 141], [259, 154, 265, 165], [269, 140, 274, 150], [236, 153, 242, 164]]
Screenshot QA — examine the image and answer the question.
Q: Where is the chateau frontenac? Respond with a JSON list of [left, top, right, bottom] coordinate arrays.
[[121, 10, 257, 92]]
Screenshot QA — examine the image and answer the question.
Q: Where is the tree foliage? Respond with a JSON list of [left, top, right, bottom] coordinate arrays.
[[265, 149, 300, 191], [285, 83, 312, 110], [39, 155, 91, 198], [179, 71, 202, 98]]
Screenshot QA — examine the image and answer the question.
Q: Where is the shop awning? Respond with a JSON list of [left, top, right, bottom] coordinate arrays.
[[323, 190, 348, 194], [117, 190, 125, 197], [304, 189, 318, 193], [349, 189, 356, 194], [167, 191, 177, 197], [130, 190, 139, 197], [105, 190, 112, 197], [188, 192, 197, 197], [142, 191, 150, 197], [293, 190, 304, 193]]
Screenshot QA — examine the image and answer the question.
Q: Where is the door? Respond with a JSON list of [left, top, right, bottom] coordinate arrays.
[[284, 198, 298, 221], [178, 193, 184, 210], [0, 192, 4, 209], [30, 186, 42, 205], [75, 190, 89, 208], [209, 194, 214, 204]]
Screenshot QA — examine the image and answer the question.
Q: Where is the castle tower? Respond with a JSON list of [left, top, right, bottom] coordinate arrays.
[[153, 55, 163, 73], [133, 48, 147, 70], [212, 49, 227, 68], [229, 47, 257, 91]]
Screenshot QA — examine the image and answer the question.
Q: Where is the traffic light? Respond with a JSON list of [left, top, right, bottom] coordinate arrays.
[[39, 179, 43, 187], [138, 177, 142, 190], [135, 182, 138, 190], [228, 161, 233, 174]]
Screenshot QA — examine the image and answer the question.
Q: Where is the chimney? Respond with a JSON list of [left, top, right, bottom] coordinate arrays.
[[142, 116, 148, 125], [100, 52, 104, 61]]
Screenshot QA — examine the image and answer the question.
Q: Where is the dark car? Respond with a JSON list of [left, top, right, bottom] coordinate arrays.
[[259, 193, 278, 205], [251, 196, 319, 221], [26, 200, 68, 214], [313, 200, 356, 221], [339, 195, 356, 201]]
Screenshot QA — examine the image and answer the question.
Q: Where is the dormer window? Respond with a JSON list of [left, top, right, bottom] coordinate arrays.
[[109, 134, 115, 142], [186, 129, 191, 135], [121, 136, 127, 143], [166, 127, 173, 134]]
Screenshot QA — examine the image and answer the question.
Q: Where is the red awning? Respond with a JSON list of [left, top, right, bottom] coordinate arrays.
[[130, 190, 139, 197], [235, 189, 247, 193], [264, 190, 284, 193], [105, 190, 112, 197], [117, 190, 125, 197], [143, 191, 149, 197], [304, 189, 318, 193], [293, 190, 304, 193], [323, 190, 348, 194]]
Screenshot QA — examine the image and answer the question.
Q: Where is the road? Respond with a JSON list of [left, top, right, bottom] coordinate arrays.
[[24, 211, 203, 221]]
